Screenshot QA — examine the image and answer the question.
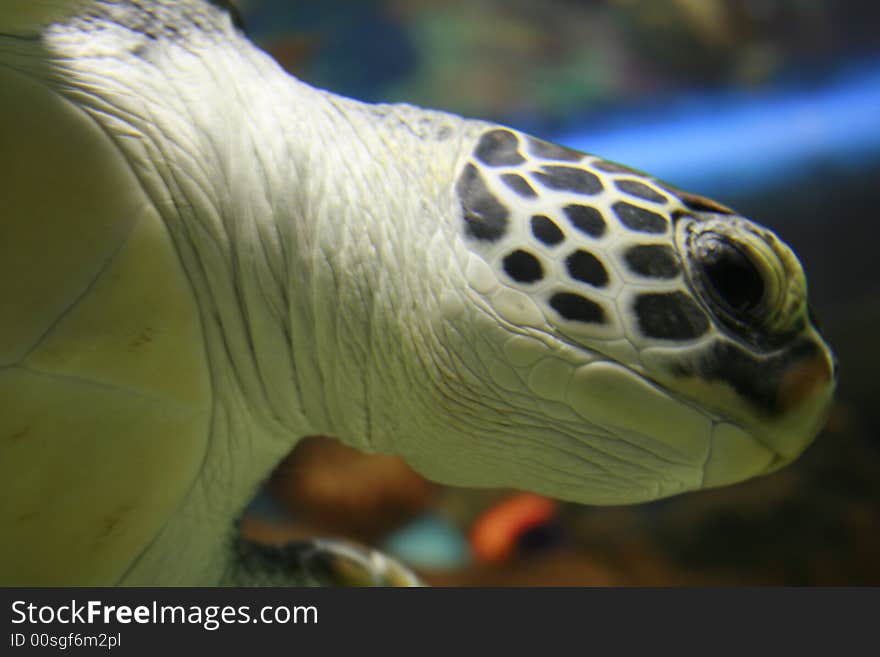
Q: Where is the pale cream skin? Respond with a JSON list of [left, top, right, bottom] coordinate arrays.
[[0, 1, 835, 585]]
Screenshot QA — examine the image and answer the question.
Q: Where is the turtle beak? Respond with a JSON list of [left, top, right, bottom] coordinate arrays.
[[702, 329, 836, 488], [759, 329, 837, 467], [777, 346, 836, 414]]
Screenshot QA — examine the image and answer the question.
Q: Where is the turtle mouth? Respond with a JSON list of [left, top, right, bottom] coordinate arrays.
[[693, 338, 835, 489]]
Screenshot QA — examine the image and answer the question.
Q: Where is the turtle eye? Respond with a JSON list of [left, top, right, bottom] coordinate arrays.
[[694, 234, 765, 317]]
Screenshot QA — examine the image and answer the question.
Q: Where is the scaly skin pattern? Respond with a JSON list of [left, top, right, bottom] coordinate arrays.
[[0, 1, 835, 585]]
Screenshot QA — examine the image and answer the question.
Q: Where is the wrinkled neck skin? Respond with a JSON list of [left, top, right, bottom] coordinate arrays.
[[19, 3, 503, 583]]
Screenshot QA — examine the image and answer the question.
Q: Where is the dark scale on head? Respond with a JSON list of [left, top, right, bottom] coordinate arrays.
[[532, 166, 603, 195], [563, 204, 606, 238], [592, 159, 642, 175], [566, 250, 609, 288], [549, 292, 605, 324], [635, 292, 709, 340], [624, 245, 681, 279], [527, 136, 584, 162], [457, 163, 509, 241], [503, 250, 544, 284], [676, 190, 736, 215], [615, 180, 668, 204], [500, 173, 538, 198], [530, 215, 565, 246], [613, 201, 668, 234], [475, 129, 526, 167]]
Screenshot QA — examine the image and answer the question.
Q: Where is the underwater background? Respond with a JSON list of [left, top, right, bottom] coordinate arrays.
[[238, 0, 880, 585]]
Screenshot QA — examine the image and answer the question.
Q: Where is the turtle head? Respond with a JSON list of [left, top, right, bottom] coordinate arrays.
[[662, 205, 836, 473], [427, 125, 836, 503]]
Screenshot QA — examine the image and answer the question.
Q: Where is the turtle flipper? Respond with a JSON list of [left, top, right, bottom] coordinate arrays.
[[225, 539, 424, 587]]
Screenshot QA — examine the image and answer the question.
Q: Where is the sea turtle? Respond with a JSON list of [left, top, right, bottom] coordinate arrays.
[[0, 0, 836, 586]]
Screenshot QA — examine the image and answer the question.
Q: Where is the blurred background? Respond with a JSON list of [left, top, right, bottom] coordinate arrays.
[[236, 0, 880, 585]]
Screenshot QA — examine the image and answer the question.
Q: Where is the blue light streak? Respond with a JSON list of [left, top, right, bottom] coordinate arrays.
[[554, 62, 880, 196]]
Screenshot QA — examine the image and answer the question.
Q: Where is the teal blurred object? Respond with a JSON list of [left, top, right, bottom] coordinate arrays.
[[240, 0, 415, 102], [383, 514, 471, 572]]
